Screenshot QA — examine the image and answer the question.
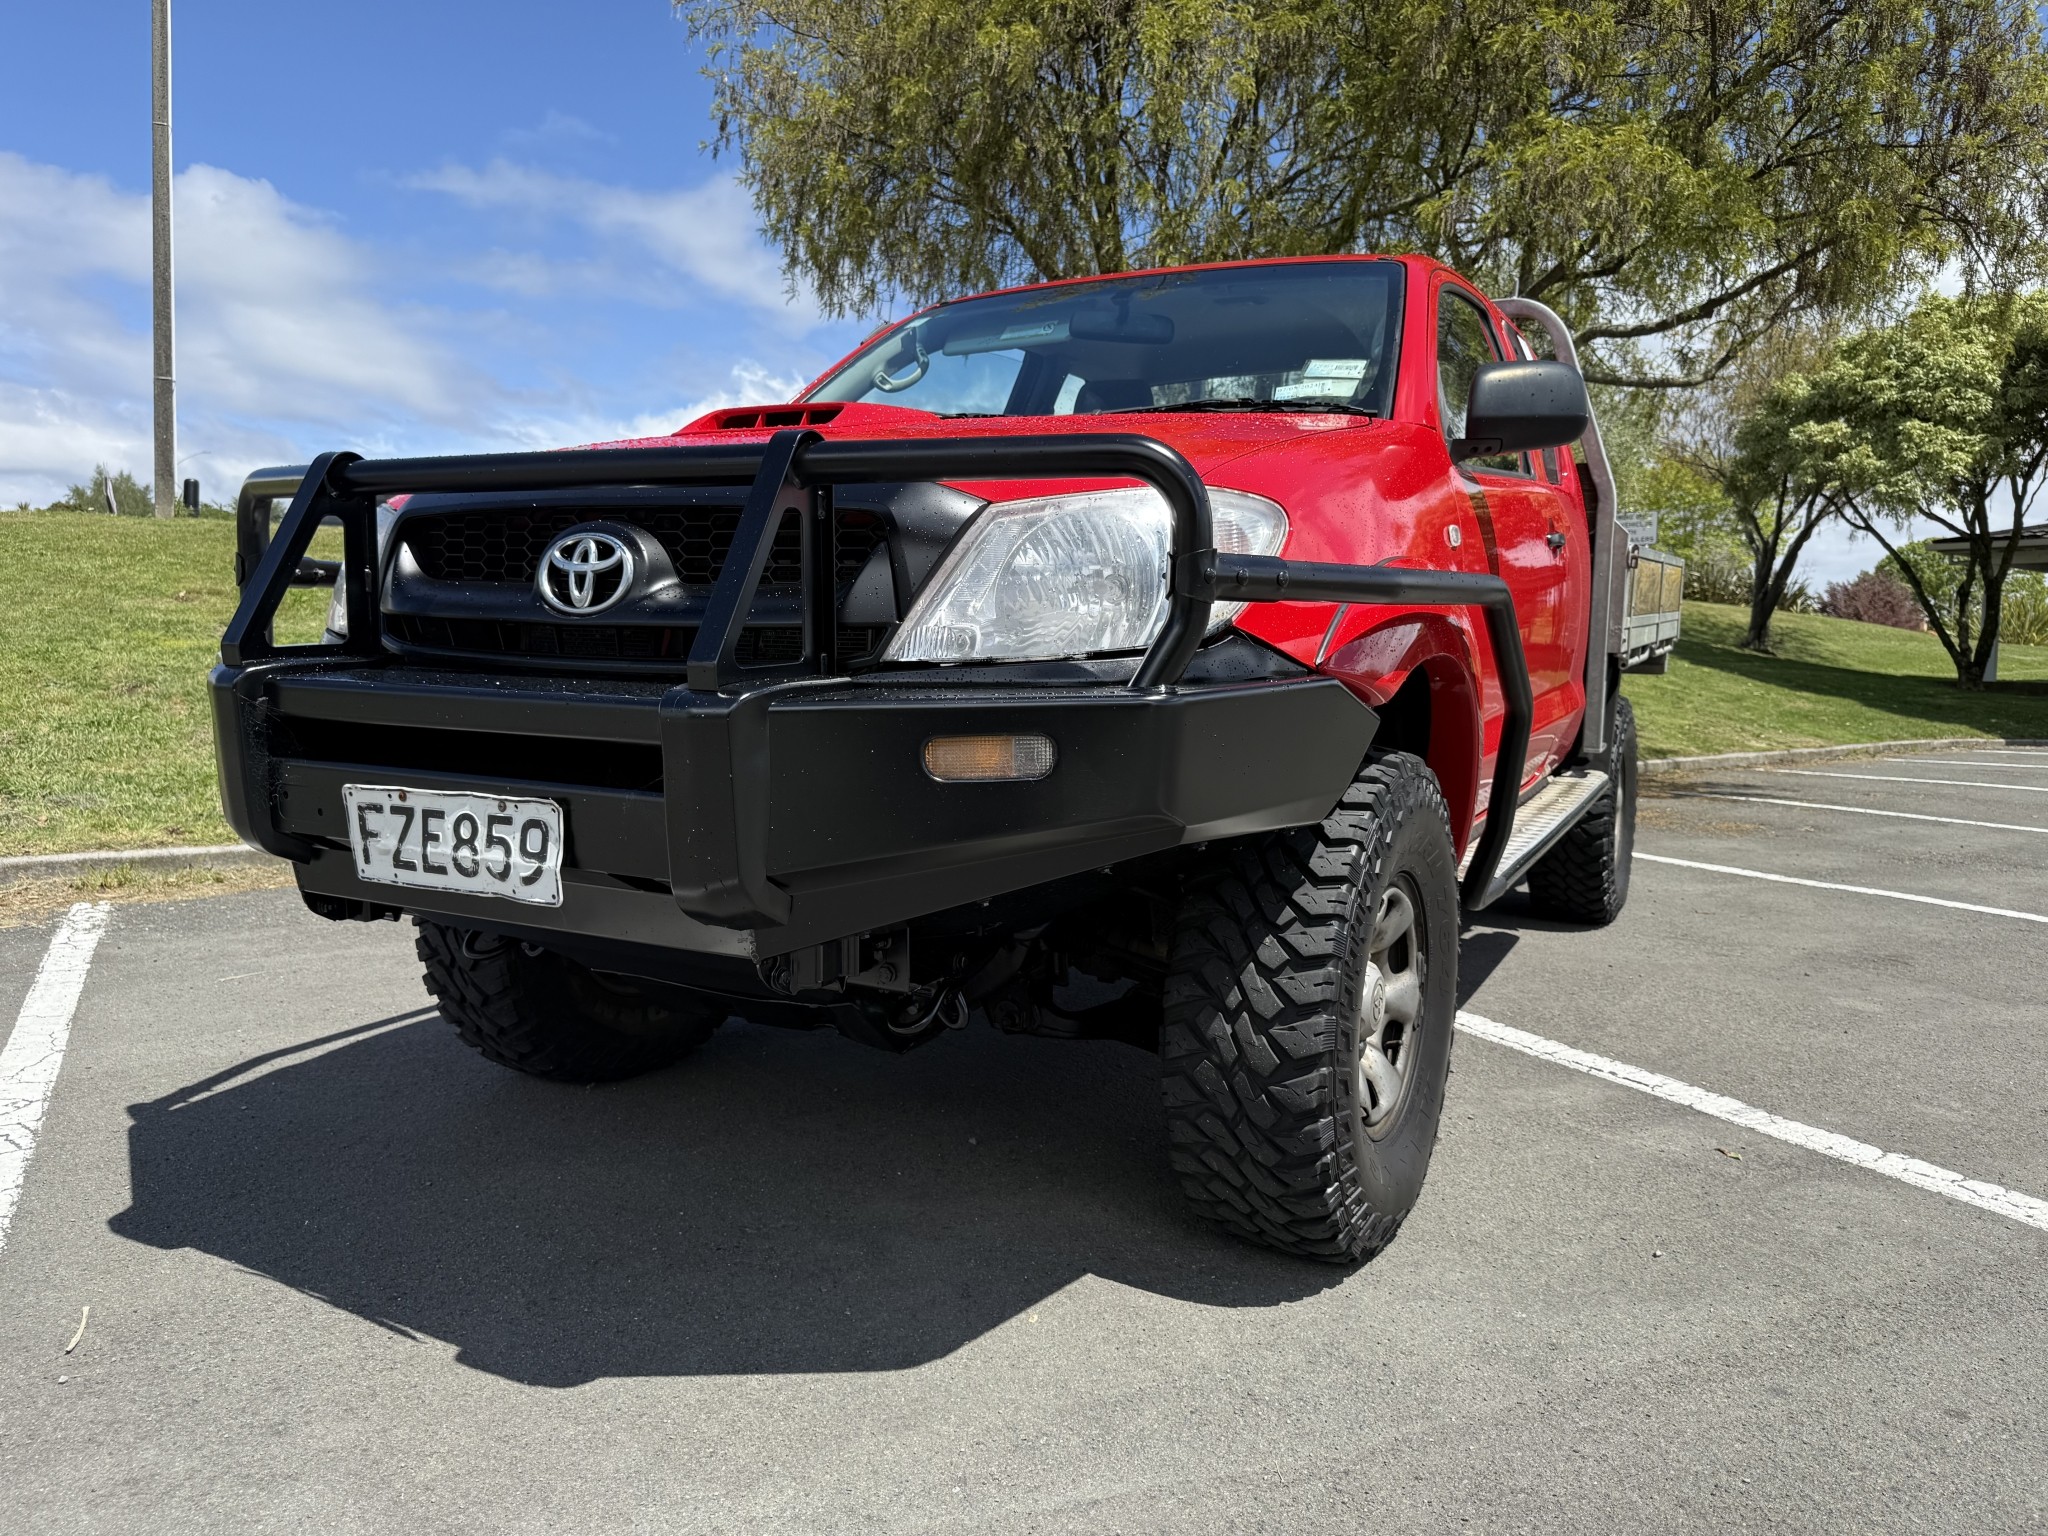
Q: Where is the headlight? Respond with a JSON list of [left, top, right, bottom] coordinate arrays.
[[882, 486, 1287, 664], [325, 503, 401, 640]]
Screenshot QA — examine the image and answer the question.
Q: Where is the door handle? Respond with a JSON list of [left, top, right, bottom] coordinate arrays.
[[1546, 530, 1567, 551]]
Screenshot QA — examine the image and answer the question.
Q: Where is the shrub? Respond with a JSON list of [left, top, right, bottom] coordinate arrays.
[[1683, 548, 1750, 605], [2001, 572, 2048, 646], [55, 465, 153, 517], [1821, 569, 1923, 629], [1778, 579, 1819, 614]]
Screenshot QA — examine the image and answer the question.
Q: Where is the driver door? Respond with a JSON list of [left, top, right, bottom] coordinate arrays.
[[1434, 283, 1583, 785]]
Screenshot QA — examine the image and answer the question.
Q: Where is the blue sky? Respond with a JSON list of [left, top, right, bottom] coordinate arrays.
[[0, 0, 869, 507]]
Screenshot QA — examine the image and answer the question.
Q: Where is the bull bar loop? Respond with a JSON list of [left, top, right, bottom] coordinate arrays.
[[221, 432, 1530, 907]]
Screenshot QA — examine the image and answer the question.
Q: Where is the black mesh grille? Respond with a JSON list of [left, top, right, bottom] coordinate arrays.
[[386, 614, 697, 661], [389, 502, 895, 671], [837, 624, 887, 663], [406, 504, 890, 592], [402, 504, 804, 588], [834, 509, 887, 585], [385, 615, 890, 669]]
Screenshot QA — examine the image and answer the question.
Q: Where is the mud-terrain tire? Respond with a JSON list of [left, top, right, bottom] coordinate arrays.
[[1160, 752, 1460, 1264], [1525, 695, 1637, 926], [416, 921, 723, 1082]]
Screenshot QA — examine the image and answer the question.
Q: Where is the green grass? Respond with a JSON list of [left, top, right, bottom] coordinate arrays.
[[0, 511, 331, 856], [7, 512, 2048, 854], [1624, 601, 2048, 759]]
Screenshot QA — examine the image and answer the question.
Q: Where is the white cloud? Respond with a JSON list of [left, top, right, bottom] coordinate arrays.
[[406, 159, 817, 325], [502, 111, 615, 150], [0, 155, 155, 496], [0, 149, 851, 507], [0, 151, 504, 504], [174, 165, 487, 427]]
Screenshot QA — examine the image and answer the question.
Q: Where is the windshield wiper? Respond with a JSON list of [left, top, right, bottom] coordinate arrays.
[[1111, 398, 1379, 418]]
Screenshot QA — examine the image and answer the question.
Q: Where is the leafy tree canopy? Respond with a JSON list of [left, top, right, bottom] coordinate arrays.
[[680, 0, 2048, 385], [1779, 292, 2048, 681], [1648, 322, 1844, 646]]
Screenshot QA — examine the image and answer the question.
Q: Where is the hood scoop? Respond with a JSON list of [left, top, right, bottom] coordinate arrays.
[[677, 401, 941, 435]]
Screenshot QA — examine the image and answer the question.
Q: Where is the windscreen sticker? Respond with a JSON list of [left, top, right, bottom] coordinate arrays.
[[1301, 358, 1372, 380]]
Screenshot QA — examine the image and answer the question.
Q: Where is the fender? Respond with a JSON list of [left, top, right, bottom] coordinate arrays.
[[1322, 612, 1483, 856]]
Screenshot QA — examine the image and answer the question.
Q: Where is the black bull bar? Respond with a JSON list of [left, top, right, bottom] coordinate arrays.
[[222, 430, 1533, 910]]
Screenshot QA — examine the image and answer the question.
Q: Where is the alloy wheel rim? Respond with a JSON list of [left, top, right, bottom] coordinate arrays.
[[1357, 878, 1425, 1135]]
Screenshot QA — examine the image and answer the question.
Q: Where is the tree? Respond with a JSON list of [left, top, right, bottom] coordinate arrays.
[[1787, 295, 2048, 686], [1663, 327, 1842, 650], [1591, 388, 1755, 600], [680, 0, 2048, 385]]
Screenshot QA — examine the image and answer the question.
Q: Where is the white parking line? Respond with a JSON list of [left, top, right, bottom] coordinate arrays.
[[1635, 852, 2048, 925], [1765, 769, 2048, 794], [0, 903, 111, 1254], [1455, 1012, 2048, 1233], [1881, 757, 2048, 770], [1674, 792, 2048, 835]]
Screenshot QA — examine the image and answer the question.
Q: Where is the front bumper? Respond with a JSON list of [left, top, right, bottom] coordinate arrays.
[[213, 658, 1378, 960]]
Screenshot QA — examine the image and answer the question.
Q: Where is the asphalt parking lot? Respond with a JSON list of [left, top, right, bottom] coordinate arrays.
[[2, 742, 2044, 1534]]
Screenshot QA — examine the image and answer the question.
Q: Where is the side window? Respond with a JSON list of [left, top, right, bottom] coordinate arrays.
[[1555, 441, 1582, 506], [1436, 289, 1497, 441], [1510, 325, 1559, 482], [1437, 288, 1530, 476]]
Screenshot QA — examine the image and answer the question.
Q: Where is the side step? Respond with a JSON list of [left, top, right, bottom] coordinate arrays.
[[1459, 769, 1611, 896]]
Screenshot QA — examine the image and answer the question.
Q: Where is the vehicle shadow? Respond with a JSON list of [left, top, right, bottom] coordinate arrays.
[[1456, 924, 1519, 1007], [109, 1006, 1341, 1386]]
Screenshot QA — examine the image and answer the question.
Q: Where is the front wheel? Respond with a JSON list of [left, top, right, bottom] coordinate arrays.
[[416, 921, 723, 1082], [1160, 752, 1461, 1264]]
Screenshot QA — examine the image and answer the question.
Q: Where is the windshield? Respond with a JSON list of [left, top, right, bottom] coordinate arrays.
[[808, 260, 1405, 419]]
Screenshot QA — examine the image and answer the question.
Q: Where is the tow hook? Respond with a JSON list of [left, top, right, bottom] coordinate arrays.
[[887, 987, 969, 1038], [762, 928, 914, 997]]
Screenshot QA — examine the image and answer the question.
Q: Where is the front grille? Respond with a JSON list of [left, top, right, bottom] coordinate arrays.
[[386, 614, 889, 668], [389, 501, 896, 672], [404, 504, 784, 587], [387, 614, 697, 661], [403, 505, 888, 590], [834, 509, 886, 584], [837, 624, 887, 663]]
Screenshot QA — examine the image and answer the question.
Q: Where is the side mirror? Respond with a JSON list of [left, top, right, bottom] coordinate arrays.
[[1451, 360, 1590, 463]]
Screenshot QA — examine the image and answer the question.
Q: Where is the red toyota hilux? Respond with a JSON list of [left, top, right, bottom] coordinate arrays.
[[216, 254, 1672, 1263]]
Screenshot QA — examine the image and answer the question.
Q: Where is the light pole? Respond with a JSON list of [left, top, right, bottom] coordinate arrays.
[[151, 0, 176, 518]]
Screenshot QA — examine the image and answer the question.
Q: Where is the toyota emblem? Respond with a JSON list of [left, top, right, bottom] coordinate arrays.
[[538, 529, 634, 614]]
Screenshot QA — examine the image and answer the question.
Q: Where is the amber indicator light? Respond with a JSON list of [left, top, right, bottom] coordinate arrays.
[[921, 734, 1058, 783]]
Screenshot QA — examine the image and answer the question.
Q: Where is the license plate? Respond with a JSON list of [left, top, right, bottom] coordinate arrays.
[[342, 785, 564, 907]]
